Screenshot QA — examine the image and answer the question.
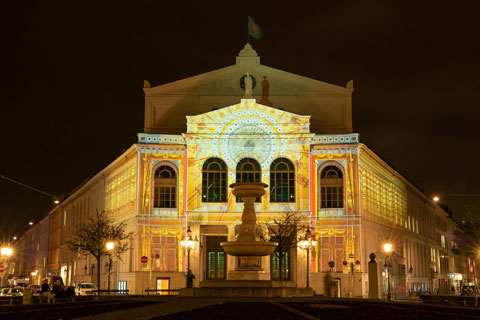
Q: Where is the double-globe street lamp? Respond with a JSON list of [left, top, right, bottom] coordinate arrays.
[[384, 243, 393, 301], [298, 228, 316, 288], [180, 227, 198, 287]]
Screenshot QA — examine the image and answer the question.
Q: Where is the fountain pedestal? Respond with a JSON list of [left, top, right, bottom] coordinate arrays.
[[220, 183, 277, 281]]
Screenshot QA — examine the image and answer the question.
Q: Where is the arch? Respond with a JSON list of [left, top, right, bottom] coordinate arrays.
[[235, 158, 261, 183], [202, 158, 228, 202], [319, 163, 344, 209], [153, 163, 177, 208], [235, 158, 261, 202], [270, 157, 295, 202]]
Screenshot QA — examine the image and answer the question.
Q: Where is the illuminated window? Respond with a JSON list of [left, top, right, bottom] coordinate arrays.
[[202, 158, 227, 202], [320, 165, 344, 208], [153, 165, 176, 208], [236, 158, 261, 202], [236, 158, 260, 182], [270, 158, 295, 202]]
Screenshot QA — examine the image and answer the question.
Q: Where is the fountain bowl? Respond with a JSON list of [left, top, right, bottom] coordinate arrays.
[[229, 182, 268, 198], [220, 241, 278, 257]]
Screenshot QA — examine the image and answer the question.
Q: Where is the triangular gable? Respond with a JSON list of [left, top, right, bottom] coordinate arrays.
[[186, 99, 310, 136]]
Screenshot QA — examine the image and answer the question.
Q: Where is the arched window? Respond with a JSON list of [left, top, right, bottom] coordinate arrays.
[[236, 158, 261, 182], [202, 158, 227, 202], [236, 158, 261, 202], [270, 158, 295, 202], [154, 165, 177, 208], [320, 165, 344, 208]]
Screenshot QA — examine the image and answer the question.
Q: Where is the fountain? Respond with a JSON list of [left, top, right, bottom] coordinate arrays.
[[180, 182, 313, 297], [220, 182, 278, 280]]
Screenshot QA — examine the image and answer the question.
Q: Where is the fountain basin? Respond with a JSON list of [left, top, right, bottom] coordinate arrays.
[[230, 182, 268, 198], [221, 241, 278, 256]]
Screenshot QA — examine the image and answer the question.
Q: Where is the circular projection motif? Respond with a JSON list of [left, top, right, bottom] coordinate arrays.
[[217, 110, 285, 172], [239, 74, 256, 90]]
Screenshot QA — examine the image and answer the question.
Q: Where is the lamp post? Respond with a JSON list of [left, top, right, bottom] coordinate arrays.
[[106, 241, 115, 293], [298, 228, 316, 288], [384, 243, 393, 301], [0, 247, 13, 287], [180, 226, 198, 288]]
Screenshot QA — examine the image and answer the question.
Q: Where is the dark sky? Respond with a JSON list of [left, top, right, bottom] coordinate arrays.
[[1, 1, 480, 238]]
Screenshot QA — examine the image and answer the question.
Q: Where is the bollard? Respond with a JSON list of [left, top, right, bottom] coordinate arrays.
[[23, 288, 33, 304]]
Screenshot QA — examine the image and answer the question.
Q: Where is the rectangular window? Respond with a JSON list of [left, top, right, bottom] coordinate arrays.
[[118, 281, 127, 294]]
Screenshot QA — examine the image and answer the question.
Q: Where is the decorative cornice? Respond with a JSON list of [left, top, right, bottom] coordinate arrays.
[[311, 133, 359, 145], [136, 145, 184, 155], [311, 146, 358, 155], [138, 133, 185, 145]]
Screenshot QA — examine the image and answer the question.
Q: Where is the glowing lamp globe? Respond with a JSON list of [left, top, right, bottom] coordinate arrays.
[[106, 242, 115, 251], [383, 243, 392, 253]]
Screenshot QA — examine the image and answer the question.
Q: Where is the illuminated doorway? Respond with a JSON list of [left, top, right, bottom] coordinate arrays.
[[156, 278, 170, 295], [206, 236, 227, 280]]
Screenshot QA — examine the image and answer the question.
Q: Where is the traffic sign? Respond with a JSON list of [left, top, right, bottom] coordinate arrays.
[[140, 256, 148, 264], [0, 265, 4, 273]]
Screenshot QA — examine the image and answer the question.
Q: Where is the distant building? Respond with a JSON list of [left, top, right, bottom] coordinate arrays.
[[15, 44, 474, 296]]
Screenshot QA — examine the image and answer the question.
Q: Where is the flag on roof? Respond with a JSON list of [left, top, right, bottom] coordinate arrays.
[[248, 16, 262, 39]]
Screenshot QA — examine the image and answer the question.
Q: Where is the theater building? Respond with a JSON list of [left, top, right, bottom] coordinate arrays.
[[16, 44, 472, 297]]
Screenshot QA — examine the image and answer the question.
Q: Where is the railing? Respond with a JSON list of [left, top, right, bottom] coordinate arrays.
[[144, 288, 180, 295], [91, 289, 129, 295]]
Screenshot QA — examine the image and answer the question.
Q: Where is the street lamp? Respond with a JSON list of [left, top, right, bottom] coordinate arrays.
[[384, 243, 393, 301], [106, 241, 115, 251], [1, 248, 12, 257], [298, 228, 316, 288], [105, 241, 115, 292], [180, 226, 198, 287]]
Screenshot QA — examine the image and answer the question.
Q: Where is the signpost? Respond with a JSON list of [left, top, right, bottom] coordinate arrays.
[[0, 265, 5, 273]]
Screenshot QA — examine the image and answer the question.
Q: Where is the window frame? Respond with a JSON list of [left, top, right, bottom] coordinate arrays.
[[270, 157, 295, 203], [152, 163, 178, 209], [202, 158, 228, 203], [319, 163, 345, 209]]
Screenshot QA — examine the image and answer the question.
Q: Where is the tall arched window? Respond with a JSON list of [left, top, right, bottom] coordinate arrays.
[[270, 158, 295, 202], [236, 158, 261, 182], [236, 158, 261, 202], [154, 165, 177, 208], [320, 165, 344, 208], [202, 158, 227, 202]]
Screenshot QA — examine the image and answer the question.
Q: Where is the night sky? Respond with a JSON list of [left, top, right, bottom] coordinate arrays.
[[1, 1, 480, 239]]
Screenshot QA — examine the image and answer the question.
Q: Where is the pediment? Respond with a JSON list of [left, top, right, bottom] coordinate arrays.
[[186, 99, 310, 135]]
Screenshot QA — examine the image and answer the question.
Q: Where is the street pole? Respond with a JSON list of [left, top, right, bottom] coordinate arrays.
[[187, 248, 191, 274], [474, 259, 478, 307], [387, 255, 391, 301], [306, 246, 310, 288]]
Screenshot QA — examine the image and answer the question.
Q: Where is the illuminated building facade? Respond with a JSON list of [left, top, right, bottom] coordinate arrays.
[[15, 44, 473, 296]]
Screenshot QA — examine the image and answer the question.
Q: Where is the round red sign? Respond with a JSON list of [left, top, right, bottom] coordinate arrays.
[[140, 256, 148, 264], [0, 265, 5, 273]]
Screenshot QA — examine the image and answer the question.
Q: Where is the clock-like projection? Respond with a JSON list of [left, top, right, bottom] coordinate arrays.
[[217, 110, 284, 174], [227, 125, 271, 165]]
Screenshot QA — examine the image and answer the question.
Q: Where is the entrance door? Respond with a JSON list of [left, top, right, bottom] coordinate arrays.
[[331, 278, 341, 297], [156, 278, 170, 295], [206, 236, 227, 280]]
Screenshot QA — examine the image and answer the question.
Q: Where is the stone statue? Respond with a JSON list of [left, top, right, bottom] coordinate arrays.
[[244, 73, 253, 97]]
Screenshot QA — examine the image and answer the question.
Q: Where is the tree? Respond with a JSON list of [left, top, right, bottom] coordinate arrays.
[[67, 210, 131, 291], [265, 210, 307, 280]]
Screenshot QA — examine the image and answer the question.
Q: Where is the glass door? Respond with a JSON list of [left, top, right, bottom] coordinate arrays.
[[206, 236, 227, 280]]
